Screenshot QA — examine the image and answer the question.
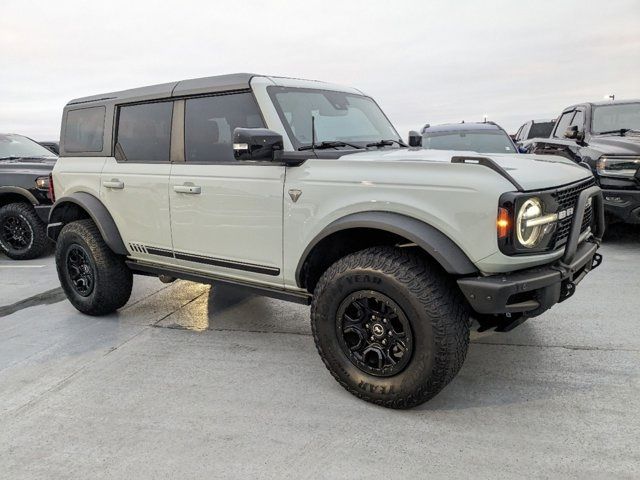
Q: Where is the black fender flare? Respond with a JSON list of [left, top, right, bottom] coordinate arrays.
[[295, 211, 478, 286], [0, 186, 40, 205], [48, 192, 128, 255]]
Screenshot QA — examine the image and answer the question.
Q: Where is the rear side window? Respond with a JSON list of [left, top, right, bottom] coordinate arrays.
[[64, 106, 105, 152], [528, 121, 554, 139], [184, 92, 264, 163], [116, 102, 173, 162]]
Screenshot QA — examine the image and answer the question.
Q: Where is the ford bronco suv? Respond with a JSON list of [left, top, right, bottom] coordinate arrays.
[[0, 133, 56, 259], [527, 99, 640, 224], [48, 74, 604, 408]]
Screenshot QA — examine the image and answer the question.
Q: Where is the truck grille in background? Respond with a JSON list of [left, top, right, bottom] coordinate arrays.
[[551, 177, 596, 248]]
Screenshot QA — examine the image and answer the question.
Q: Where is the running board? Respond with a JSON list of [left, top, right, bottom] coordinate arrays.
[[126, 260, 312, 305]]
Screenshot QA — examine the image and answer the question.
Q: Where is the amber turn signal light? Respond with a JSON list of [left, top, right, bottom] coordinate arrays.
[[497, 207, 510, 239]]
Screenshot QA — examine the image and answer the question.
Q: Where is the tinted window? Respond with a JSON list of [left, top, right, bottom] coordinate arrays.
[[528, 121, 554, 139], [570, 110, 584, 130], [185, 93, 264, 163], [116, 102, 173, 162], [64, 106, 105, 152], [515, 124, 525, 142], [421, 130, 516, 153], [553, 112, 574, 138], [0, 134, 56, 158]]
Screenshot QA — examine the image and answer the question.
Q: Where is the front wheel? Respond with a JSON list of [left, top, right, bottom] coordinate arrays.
[[311, 247, 470, 409], [0, 202, 49, 260], [55, 219, 132, 315]]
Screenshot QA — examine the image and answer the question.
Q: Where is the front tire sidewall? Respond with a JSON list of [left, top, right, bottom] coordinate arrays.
[[313, 269, 437, 407]]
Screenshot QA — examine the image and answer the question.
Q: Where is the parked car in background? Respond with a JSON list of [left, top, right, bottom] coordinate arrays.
[[39, 141, 60, 155], [527, 100, 640, 224], [514, 119, 555, 146], [0, 133, 56, 259], [47, 73, 603, 409], [410, 122, 518, 154]]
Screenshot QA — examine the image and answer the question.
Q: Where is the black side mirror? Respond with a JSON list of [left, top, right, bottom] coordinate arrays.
[[408, 130, 422, 147], [518, 145, 529, 154], [233, 128, 283, 161], [564, 125, 584, 141]]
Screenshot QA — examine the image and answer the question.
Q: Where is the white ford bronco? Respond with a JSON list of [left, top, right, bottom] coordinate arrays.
[[48, 74, 604, 408]]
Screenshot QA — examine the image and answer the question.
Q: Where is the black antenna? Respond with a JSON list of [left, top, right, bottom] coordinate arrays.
[[311, 114, 317, 151]]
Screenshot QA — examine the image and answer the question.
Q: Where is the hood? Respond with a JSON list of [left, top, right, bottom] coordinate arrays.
[[0, 156, 57, 175], [588, 135, 640, 156], [339, 148, 593, 191]]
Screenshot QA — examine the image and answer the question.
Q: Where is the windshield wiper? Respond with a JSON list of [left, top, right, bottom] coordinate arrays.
[[597, 128, 631, 136], [366, 139, 408, 148], [298, 141, 364, 151]]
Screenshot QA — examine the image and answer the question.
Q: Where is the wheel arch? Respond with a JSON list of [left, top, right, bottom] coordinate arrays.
[[48, 192, 128, 255], [0, 186, 40, 207], [296, 211, 478, 292]]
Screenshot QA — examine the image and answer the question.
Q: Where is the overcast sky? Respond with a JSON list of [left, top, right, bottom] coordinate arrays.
[[1, 0, 639, 140]]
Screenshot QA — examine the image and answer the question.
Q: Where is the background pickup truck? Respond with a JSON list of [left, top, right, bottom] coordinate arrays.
[[526, 99, 640, 224]]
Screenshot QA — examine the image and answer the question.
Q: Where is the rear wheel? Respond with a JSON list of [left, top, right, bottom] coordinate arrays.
[[55, 219, 132, 315], [311, 247, 470, 409], [0, 202, 49, 260]]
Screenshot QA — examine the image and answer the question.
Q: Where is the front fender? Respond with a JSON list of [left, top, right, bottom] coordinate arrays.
[[48, 192, 128, 255]]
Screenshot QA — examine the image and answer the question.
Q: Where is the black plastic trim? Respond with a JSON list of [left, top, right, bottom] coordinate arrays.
[[173, 251, 280, 276], [295, 211, 477, 287], [0, 186, 40, 205], [47, 192, 128, 255], [127, 261, 309, 305], [451, 156, 525, 192]]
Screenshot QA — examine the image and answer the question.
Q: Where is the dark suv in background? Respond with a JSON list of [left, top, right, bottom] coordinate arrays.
[[527, 100, 640, 224], [0, 133, 56, 259], [409, 122, 518, 154]]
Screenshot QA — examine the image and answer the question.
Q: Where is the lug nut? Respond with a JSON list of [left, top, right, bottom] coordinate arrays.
[[382, 339, 387, 345], [383, 319, 387, 323]]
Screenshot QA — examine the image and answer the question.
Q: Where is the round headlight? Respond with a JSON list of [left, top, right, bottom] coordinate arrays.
[[516, 198, 543, 248]]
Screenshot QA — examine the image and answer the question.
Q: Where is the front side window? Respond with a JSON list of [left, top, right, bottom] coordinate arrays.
[[64, 106, 105, 152], [116, 102, 173, 162], [421, 130, 516, 154], [570, 110, 585, 130], [185, 93, 264, 163], [592, 103, 640, 134], [268, 87, 400, 149], [553, 111, 575, 138]]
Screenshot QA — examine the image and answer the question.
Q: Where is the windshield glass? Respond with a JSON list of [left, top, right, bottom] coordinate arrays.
[[592, 103, 640, 134], [268, 87, 401, 149], [0, 134, 56, 159], [422, 130, 516, 153]]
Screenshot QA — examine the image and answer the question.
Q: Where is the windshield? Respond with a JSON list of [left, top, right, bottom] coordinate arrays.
[[0, 134, 57, 159], [268, 87, 401, 149], [592, 103, 640, 134], [422, 130, 516, 154]]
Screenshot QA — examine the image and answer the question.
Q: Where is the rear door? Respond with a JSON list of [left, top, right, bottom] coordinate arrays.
[[100, 101, 174, 261], [169, 91, 285, 286]]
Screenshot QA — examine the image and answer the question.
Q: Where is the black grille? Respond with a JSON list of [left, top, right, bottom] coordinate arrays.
[[551, 177, 596, 248]]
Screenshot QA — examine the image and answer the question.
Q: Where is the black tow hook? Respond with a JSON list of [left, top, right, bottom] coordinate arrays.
[[559, 281, 576, 303], [591, 253, 603, 270]]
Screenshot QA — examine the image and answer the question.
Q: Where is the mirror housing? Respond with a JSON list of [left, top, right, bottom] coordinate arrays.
[[564, 125, 584, 141], [518, 145, 529, 154], [233, 128, 284, 161], [408, 130, 422, 147]]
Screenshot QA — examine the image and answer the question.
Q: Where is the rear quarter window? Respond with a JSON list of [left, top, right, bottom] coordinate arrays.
[[64, 106, 106, 152]]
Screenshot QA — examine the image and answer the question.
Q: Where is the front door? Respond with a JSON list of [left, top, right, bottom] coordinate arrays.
[[169, 92, 284, 286], [100, 100, 174, 262]]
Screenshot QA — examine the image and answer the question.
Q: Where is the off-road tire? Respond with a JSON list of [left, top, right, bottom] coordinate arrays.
[[0, 202, 49, 260], [55, 219, 132, 315], [311, 246, 470, 409]]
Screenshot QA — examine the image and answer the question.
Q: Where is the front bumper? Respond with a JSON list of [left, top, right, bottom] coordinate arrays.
[[602, 189, 640, 224], [458, 185, 605, 319]]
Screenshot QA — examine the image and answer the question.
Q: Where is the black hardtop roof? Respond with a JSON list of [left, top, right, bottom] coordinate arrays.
[[66, 73, 258, 106]]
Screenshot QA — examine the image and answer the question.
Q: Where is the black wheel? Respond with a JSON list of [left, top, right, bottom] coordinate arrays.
[[311, 247, 470, 409], [0, 202, 49, 260], [55, 219, 132, 315]]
